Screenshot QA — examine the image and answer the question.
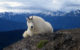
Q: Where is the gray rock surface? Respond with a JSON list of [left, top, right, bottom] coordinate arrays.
[[3, 29, 80, 50]]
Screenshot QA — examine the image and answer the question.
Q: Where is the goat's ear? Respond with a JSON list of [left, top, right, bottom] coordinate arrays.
[[30, 16, 33, 20]]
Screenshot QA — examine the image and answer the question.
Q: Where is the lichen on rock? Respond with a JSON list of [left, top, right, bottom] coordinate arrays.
[[37, 40, 49, 49], [3, 29, 80, 50]]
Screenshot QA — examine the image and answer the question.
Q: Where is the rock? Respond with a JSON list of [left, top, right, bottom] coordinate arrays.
[[3, 29, 80, 50]]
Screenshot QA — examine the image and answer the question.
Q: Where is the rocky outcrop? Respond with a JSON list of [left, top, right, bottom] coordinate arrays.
[[3, 29, 80, 50]]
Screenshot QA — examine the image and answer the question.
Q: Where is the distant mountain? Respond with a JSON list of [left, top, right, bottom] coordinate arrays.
[[0, 30, 24, 50], [0, 10, 80, 31], [0, 18, 26, 32], [0, 10, 80, 22], [0, 9, 80, 50]]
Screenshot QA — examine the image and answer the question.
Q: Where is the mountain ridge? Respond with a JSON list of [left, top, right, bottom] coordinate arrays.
[[0, 10, 80, 31]]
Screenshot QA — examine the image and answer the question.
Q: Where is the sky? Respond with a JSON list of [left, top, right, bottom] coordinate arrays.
[[0, 0, 80, 12]]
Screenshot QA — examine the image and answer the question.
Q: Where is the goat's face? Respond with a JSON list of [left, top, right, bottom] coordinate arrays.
[[27, 16, 34, 30]]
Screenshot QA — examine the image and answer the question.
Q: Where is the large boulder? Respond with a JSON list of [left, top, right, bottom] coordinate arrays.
[[3, 29, 80, 50]]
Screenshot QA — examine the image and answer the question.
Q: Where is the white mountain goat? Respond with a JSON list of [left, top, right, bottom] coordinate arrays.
[[23, 16, 53, 38]]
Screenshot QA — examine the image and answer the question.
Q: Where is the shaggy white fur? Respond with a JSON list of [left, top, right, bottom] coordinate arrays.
[[23, 16, 53, 38]]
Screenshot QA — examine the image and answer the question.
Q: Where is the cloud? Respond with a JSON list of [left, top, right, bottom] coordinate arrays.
[[0, 8, 42, 13], [0, 0, 80, 12], [0, 1, 34, 12], [43, 0, 80, 11], [0, 2, 24, 7]]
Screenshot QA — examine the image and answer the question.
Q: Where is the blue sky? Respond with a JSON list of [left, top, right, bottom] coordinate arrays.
[[0, 0, 80, 12]]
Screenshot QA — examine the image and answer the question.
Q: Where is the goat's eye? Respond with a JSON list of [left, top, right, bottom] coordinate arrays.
[[31, 26, 33, 28]]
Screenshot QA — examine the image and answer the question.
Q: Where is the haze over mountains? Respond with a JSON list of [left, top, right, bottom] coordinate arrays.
[[0, 9, 80, 32]]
